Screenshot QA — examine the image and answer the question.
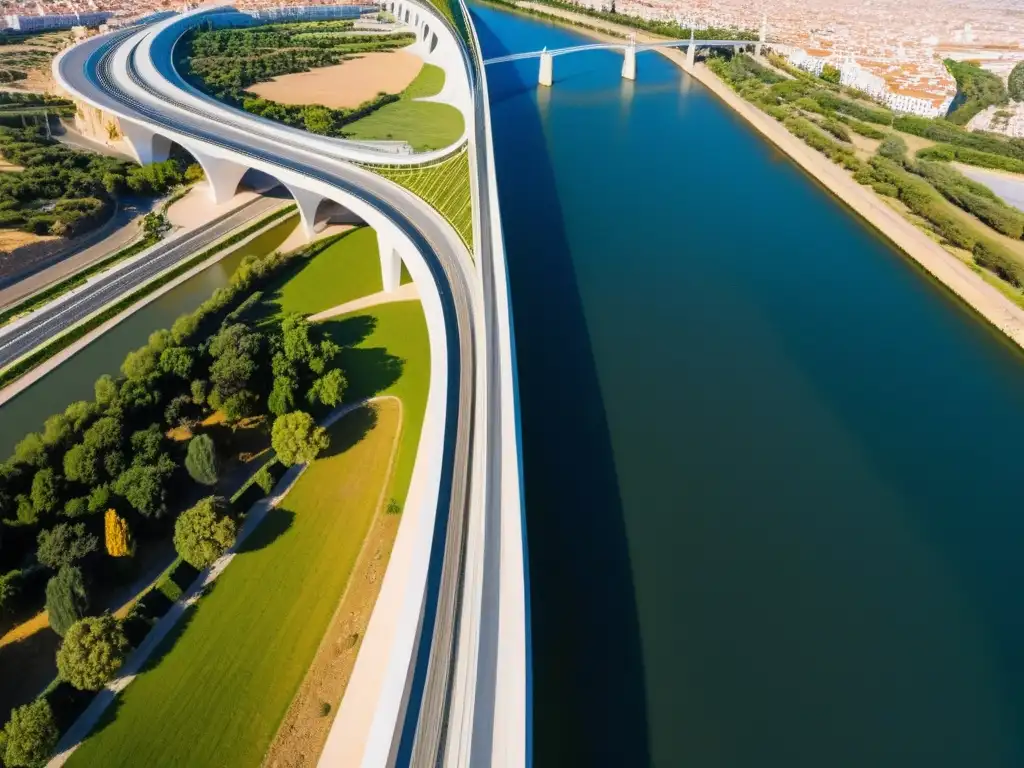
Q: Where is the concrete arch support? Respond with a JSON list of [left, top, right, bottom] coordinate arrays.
[[189, 148, 248, 204], [119, 118, 171, 165], [375, 228, 402, 293], [288, 185, 325, 241]]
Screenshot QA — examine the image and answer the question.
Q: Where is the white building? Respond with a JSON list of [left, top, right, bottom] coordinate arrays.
[[883, 90, 953, 118], [787, 48, 827, 76], [4, 11, 112, 32], [839, 58, 887, 100]]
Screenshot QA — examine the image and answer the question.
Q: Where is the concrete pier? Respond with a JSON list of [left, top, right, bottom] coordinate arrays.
[[685, 43, 695, 70], [621, 45, 636, 80], [538, 50, 553, 87]]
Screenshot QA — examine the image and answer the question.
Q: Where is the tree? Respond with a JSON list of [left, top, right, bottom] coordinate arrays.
[[159, 346, 195, 379], [271, 411, 329, 466], [37, 523, 98, 570], [0, 569, 22, 616], [46, 565, 89, 637], [12, 433, 46, 468], [130, 425, 164, 466], [104, 509, 132, 557], [87, 485, 110, 515], [185, 434, 219, 486], [1010, 62, 1024, 102], [94, 374, 118, 408], [40, 414, 71, 448], [56, 614, 128, 690], [184, 162, 205, 183], [63, 443, 99, 486], [174, 496, 236, 569], [190, 378, 209, 406], [164, 394, 193, 428], [62, 497, 88, 518], [268, 375, 297, 416], [121, 344, 159, 380], [307, 368, 346, 408], [30, 469, 60, 518], [113, 464, 170, 518], [2, 698, 58, 768], [820, 63, 841, 84], [303, 104, 334, 134]]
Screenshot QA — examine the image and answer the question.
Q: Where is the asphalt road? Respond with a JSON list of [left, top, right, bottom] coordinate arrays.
[[0, 194, 280, 370]]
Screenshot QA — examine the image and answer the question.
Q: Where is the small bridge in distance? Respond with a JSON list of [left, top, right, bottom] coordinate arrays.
[[483, 27, 768, 85]]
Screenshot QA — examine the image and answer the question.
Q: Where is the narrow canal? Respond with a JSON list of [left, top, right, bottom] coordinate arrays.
[[0, 215, 299, 458], [471, 4, 1024, 767]]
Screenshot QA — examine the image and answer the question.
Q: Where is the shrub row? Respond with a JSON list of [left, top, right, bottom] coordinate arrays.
[[783, 116, 861, 170], [917, 144, 1024, 175], [894, 116, 1024, 162]]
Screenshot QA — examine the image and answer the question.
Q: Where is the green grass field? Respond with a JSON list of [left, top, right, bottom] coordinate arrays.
[[366, 147, 474, 250], [343, 63, 464, 151], [65, 301, 430, 767], [254, 226, 412, 320]]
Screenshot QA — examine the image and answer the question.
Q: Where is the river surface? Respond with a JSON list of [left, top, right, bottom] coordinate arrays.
[[0, 215, 298, 458], [471, 5, 1024, 767]]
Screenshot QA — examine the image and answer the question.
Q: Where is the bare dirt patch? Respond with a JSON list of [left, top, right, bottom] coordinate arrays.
[[0, 228, 54, 252], [262, 399, 403, 768], [247, 51, 423, 109]]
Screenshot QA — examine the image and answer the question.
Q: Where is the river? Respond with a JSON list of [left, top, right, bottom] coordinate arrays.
[[471, 4, 1024, 767], [0, 215, 299, 458]]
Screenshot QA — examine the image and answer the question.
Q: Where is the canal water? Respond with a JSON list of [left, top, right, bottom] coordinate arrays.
[[471, 4, 1024, 767], [0, 215, 299, 458]]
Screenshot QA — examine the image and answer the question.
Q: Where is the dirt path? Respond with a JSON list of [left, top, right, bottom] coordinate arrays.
[[262, 398, 404, 768]]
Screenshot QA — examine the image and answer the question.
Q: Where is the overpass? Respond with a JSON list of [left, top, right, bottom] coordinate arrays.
[[485, 28, 767, 85], [53, 1, 528, 766]]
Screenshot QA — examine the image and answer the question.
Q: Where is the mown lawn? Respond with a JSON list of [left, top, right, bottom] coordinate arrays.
[[343, 63, 464, 150], [66, 302, 430, 767], [257, 226, 413, 320]]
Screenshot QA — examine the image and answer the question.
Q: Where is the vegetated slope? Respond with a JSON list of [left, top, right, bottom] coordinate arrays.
[[944, 59, 1009, 126]]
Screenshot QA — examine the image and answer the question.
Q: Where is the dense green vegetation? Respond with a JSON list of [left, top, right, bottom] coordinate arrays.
[[181, 20, 416, 138], [894, 115, 1024, 160], [917, 144, 1024, 175], [944, 58, 1009, 126], [1010, 62, 1024, 102], [916, 160, 1024, 239], [0, 126, 197, 238]]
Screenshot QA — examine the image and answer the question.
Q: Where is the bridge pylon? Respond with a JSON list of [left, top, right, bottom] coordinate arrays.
[[685, 28, 696, 71], [538, 48, 553, 87], [621, 34, 636, 81], [755, 12, 766, 57]]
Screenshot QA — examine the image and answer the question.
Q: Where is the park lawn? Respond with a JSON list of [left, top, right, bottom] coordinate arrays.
[[343, 64, 463, 150], [404, 62, 445, 99], [67, 402, 404, 768], [321, 300, 430, 508], [276, 226, 382, 315]]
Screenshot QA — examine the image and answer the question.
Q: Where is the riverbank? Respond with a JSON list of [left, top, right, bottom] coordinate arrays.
[[510, 0, 1024, 350]]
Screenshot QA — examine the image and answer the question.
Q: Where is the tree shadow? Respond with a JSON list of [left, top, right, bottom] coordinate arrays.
[[320, 314, 378, 349], [236, 506, 295, 554], [471, 9, 652, 766], [319, 404, 378, 459], [137, 599, 201, 676], [338, 347, 404, 401], [0, 627, 60, 723]]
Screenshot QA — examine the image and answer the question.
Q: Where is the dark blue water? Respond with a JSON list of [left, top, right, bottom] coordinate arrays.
[[472, 5, 1024, 767]]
